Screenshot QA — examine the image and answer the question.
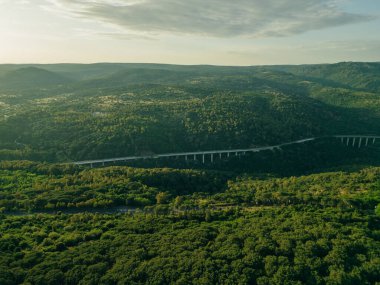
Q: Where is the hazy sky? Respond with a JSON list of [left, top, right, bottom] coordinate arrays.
[[1, 0, 379, 65]]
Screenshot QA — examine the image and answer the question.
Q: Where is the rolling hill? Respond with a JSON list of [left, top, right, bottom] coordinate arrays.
[[0, 67, 73, 90], [0, 62, 379, 166]]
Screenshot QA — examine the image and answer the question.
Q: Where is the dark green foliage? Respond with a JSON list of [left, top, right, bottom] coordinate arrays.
[[1, 62, 380, 284], [1, 163, 380, 284], [0, 162, 228, 212], [1, 62, 380, 164], [0, 67, 73, 90], [273, 62, 380, 92], [0, 203, 379, 284]]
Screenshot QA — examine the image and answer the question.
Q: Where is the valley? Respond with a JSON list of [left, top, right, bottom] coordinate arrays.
[[0, 62, 380, 285]]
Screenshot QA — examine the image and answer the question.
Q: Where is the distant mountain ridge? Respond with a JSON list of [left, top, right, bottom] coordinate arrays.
[[0, 62, 379, 92], [0, 66, 73, 90], [0, 61, 380, 162], [265, 62, 380, 92]]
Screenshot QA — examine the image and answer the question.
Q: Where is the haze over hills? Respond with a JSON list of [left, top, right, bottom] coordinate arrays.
[[1, 62, 380, 164], [0, 66, 73, 90], [272, 62, 380, 92], [2, 0, 380, 283], [1, 62, 380, 91], [1, 62, 380, 285]]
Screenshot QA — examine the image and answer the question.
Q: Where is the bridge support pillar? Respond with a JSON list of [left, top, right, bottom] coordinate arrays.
[[185, 155, 188, 161], [358, 138, 362, 148], [194, 154, 196, 160], [341, 137, 344, 143], [366, 138, 369, 146], [202, 154, 205, 164], [352, 138, 356, 147], [346, 138, 350, 146], [102, 162, 105, 166], [373, 138, 376, 144], [219, 153, 222, 159], [227, 152, 230, 158], [211, 154, 214, 163], [90, 163, 93, 168]]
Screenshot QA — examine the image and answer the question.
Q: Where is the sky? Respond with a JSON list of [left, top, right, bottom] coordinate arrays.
[[0, 0, 379, 65]]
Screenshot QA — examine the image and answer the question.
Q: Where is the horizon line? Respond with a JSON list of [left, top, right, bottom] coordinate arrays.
[[0, 60, 379, 67]]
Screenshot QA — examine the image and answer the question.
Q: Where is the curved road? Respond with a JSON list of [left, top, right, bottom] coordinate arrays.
[[72, 135, 380, 166]]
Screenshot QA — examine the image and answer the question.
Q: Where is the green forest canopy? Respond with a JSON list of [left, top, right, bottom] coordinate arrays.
[[1, 62, 380, 284]]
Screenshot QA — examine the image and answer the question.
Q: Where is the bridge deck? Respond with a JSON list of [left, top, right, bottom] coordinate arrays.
[[71, 135, 379, 166]]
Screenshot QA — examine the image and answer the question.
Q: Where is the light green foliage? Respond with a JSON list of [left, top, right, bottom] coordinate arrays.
[[0, 161, 228, 212], [1, 63, 380, 163], [1, 63, 380, 284], [1, 163, 380, 284]]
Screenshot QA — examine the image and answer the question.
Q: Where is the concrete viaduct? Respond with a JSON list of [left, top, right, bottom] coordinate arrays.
[[72, 135, 379, 167]]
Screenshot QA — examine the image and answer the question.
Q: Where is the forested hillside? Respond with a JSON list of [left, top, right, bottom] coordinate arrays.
[[273, 62, 380, 92], [1, 62, 380, 164], [1, 63, 380, 284], [0, 162, 379, 284]]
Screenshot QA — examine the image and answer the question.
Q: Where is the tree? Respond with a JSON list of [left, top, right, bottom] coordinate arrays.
[[156, 192, 170, 204]]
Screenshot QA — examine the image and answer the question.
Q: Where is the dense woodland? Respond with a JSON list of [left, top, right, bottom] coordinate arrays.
[[0, 161, 379, 284], [1, 63, 380, 162], [1, 63, 380, 284]]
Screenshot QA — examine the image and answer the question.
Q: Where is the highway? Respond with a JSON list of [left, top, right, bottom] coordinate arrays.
[[72, 135, 379, 166]]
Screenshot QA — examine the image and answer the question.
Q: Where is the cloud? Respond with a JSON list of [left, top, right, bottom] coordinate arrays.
[[299, 39, 380, 52], [0, 0, 30, 3], [46, 0, 375, 38], [226, 39, 380, 65], [230, 39, 380, 55], [99, 32, 155, 41]]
